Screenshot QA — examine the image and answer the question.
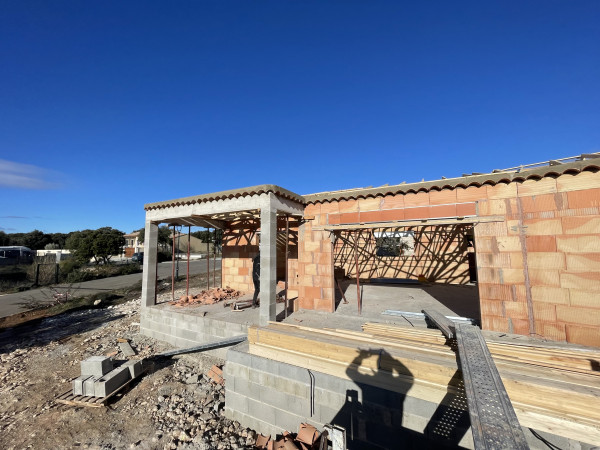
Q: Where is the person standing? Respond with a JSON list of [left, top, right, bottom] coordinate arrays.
[[252, 253, 260, 307]]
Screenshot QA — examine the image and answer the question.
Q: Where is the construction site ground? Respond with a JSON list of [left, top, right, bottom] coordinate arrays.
[[0, 272, 264, 450], [3, 275, 581, 450]]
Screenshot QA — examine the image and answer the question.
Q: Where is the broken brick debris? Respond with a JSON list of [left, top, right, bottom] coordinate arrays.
[[207, 364, 224, 386], [169, 287, 242, 307], [256, 423, 323, 450]]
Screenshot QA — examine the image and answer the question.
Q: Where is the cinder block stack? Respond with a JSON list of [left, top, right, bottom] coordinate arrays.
[[72, 357, 143, 398]]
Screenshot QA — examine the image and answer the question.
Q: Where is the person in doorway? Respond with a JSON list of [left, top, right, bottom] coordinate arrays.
[[252, 253, 260, 307]]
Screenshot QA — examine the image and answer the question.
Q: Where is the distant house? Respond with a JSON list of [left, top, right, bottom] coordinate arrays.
[[123, 232, 143, 258]]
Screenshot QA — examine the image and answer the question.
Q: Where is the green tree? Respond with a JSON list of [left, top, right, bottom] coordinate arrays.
[[137, 225, 172, 250], [0, 231, 10, 246], [66, 227, 125, 264]]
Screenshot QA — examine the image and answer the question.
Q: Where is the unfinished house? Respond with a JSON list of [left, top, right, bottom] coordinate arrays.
[[140, 154, 600, 449]]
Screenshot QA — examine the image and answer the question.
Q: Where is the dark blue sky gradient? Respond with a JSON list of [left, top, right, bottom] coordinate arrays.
[[1, 1, 598, 233]]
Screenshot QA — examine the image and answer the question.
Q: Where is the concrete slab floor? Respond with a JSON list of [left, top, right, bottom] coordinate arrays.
[[339, 281, 481, 320]]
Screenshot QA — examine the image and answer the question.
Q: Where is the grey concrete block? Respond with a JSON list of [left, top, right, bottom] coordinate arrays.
[[81, 356, 113, 377], [119, 342, 136, 357], [73, 375, 93, 396], [225, 390, 249, 414], [94, 365, 130, 398], [122, 359, 143, 378], [83, 376, 99, 396], [248, 398, 276, 425]]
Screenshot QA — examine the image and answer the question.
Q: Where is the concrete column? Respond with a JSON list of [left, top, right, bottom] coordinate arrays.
[[141, 220, 158, 308], [259, 195, 277, 326]]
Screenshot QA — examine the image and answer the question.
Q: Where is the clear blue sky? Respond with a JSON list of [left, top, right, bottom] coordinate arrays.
[[1, 1, 598, 234]]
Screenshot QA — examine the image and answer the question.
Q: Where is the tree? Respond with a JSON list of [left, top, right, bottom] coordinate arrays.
[[0, 231, 9, 246], [66, 227, 125, 264], [137, 225, 172, 250]]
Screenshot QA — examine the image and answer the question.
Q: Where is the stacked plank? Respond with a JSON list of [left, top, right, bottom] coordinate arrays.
[[247, 322, 600, 444]]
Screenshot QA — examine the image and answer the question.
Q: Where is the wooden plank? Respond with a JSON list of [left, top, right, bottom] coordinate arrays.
[[422, 309, 456, 339], [313, 215, 505, 231]]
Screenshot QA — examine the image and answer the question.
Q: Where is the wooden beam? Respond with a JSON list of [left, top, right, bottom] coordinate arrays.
[[314, 215, 504, 231]]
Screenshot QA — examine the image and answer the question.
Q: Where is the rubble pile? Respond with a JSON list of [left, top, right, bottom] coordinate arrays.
[[170, 287, 242, 307], [151, 360, 256, 449]]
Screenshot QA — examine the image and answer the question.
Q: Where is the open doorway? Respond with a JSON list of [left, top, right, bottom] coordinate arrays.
[[332, 224, 480, 322]]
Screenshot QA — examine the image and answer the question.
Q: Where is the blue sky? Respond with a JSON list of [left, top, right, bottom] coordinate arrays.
[[1, 1, 598, 234]]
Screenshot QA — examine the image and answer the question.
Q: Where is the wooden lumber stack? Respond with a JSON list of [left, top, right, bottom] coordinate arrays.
[[247, 322, 600, 444]]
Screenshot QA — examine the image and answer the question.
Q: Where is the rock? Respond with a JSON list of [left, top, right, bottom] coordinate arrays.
[[185, 375, 199, 384]]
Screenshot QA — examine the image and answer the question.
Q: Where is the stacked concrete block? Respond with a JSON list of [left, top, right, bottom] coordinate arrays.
[[81, 356, 113, 377], [83, 376, 99, 396], [73, 356, 138, 398], [122, 359, 143, 379], [140, 307, 250, 359], [94, 365, 131, 398], [73, 375, 94, 396]]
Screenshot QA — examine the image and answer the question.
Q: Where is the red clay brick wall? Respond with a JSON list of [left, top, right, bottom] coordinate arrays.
[[332, 225, 472, 283], [221, 219, 300, 297], [475, 171, 600, 347], [221, 220, 259, 293], [297, 204, 335, 312], [299, 194, 477, 311]]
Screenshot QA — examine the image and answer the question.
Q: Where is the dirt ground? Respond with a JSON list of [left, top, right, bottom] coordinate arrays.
[[0, 272, 258, 450]]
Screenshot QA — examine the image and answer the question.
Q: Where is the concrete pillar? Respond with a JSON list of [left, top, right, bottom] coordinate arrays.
[[141, 220, 158, 308], [260, 196, 277, 326]]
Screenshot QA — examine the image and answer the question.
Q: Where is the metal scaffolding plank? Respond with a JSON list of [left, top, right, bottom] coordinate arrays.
[[455, 323, 529, 450]]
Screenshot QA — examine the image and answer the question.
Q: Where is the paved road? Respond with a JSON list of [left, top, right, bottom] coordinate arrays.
[[0, 258, 221, 319]]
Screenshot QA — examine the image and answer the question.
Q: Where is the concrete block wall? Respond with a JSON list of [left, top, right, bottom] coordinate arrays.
[[475, 170, 600, 347], [224, 342, 475, 449], [140, 307, 248, 358], [224, 343, 588, 449]]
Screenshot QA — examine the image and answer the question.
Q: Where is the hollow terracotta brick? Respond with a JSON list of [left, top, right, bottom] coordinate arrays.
[[556, 305, 600, 326], [404, 206, 430, 220], [358, 197, 382, 212], [404, 192, 430, 207], [430, 204, 457, 218], [503, 301, 529, 319], [557, 171, 600, 192], [556, 235, 600, 253], [531, 286, 570, 304], [532, 303, 557, 322], [456, 202, 477, 216], [567, 188, 600, 209], [517, 178, 557, 197], [524, 218, 563, 235], [338, 199, 359, 213], [535, 321, 566, 341], [525, 235, 557, 252], [382, 194, 405, 209], [428, 189, 457, 205], [561, 216, 600, 234], [528, 269, 561, 287], [565, 324, 600, 347], [487, 183, 517, 200]]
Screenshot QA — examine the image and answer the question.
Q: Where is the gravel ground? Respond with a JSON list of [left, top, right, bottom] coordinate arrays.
[[0, 295, 258, 450]]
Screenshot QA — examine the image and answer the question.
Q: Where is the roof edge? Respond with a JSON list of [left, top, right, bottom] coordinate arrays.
[[304, 158, 600, 204], [144, 184, 305, 211]]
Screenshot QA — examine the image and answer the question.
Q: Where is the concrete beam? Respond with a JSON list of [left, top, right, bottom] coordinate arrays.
[[259, 194, 277, 326], [145, 193, 304, 223], [141, 220, 158, 308]]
